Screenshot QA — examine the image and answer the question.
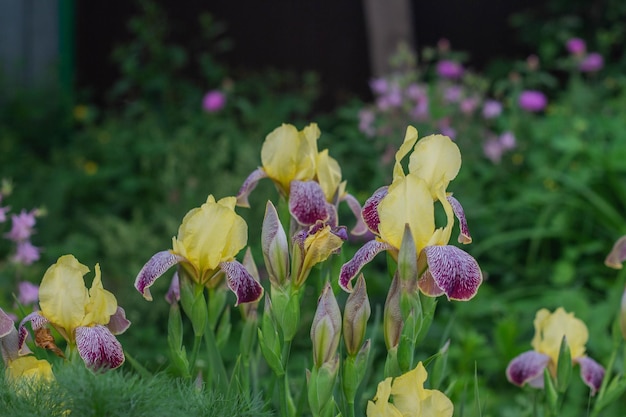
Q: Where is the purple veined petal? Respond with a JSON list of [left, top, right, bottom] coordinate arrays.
[[165, 272, 181, 305], [339, 240, 394, 292], [575, 356, 605, 395], [0, 308, 14, 338], [75, 325, 125, 371], [135, 250, 186, 301], [417, 270, 446, 297], [605, 235, 626, 269], [219, 261, 264, 306], [506, 350, 551, 388], [326, 203, 339, 228], [236, 168, 268, 208], [18, 312, 49, 353], [107, 307, 131, 335], [423, 245, 482, 301], [447, 195, 472, 244], [361, 186, 388, 235], [341, 193, 368, 236], [289, 180, 329, 226]]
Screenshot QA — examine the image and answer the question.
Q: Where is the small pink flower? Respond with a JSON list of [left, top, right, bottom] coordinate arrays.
[[438, 118, 456, 139], [443, 85, 463, 103], [460, 97, 479, 115], [17, 281, 39, 305], [499, 131, 516, 150], [566, 38, 586, 55], [13, 240, 40, 265], [579, 53, 604, 72], [518, 90, 547, 112], [482, 100, 502, 119], [410, 99, 429, 121], [405, 83, 427, 101], [202, 90, 226, 113], [5, 209, 36, 242], [483, 137, 503, 164], [436, 60, 464, 79], [369, 78, 388, 95], [358, 109, 376, 137], [0, 205, 9, 223]]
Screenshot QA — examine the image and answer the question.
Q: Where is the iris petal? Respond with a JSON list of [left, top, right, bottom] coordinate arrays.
[[18, 312, 49, 353], [134, 250, 186, 301], [341, 193, 368, 235], [447, 195, 472, 244], [361, 186, 388, 235], [576, 356, 605, 395], [339, 239, 394, 292], [605, 235, 626, 269], [236, 168, 268, 208], [75, 324, 125, 370], [289, 180, 329, 226], [423, 245, 482, 300], [107, 307, 131, 335], [506, 350, 551, 387], [417, 270, 445, 297], [219, 261, 264, 306]]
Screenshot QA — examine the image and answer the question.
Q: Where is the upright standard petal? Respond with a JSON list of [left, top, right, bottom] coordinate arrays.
[[219, 261, 264, 305], [134, 250, 186, 301], [408, 134, 461, 199], [367, 377, 403, 417], [39, 255, 90, 335], [83, 264, 118, 327], [531, 308, 588, 366], [316, 149, 342, 202], [75, 325, 125, 371], [422, 245, 482, 300], [391, 362, 454, 417], [392, 126, 419, 181], [506, 350, 551, 388]]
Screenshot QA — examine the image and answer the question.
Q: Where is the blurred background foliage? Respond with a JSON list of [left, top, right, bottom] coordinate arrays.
[[1, 0, 626, 415]]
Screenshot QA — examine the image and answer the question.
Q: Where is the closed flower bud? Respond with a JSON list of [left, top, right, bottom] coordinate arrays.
[[343, 275, 371, 356], [311, 283, 342, 368], [261, 201, 289, 288], [384, 275, 403, 350]]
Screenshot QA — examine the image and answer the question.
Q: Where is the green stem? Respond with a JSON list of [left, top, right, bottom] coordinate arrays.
[[188, 334, 202, 377], [278, 340, 293, 417], [204, 322, 229, 395], [346, 401, 355, 417]]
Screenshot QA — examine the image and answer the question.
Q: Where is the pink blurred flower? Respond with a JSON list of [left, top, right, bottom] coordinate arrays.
[[483, 136, 503, 164], [13, 240, 40, 265], [566, 38, 586, 55], [579, 52, 604, 72], [0, 203, 9, 223], [202, 90, 226, 113], [499, 131, 516, 150], [438, 118, 456, 139], [526, 54, 540, 71], [5, 209, 36, 242], [518, 90, 547, 112], [482, 100, 502, 119], [17, 281, 39, 305], [436, 60, 464, 79], [358, 109, 376, 137], [369, 78, 389, 95], [410, 99, 429, 121], [460, 97, 479, 115], [405, 83, 427, 101], [443, 85, 463, 103]]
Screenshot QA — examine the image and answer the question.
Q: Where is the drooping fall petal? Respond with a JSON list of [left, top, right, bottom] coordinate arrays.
[[236, 167, 268, 208], [361, 186, 388, 235], [289, 180, 329, 226], [341, 192, 368, 235], [339, 239, 394, 292], [18, 312, 49, 352], [447, 195, 472, 244], [134, 250, 186, 301], [219, 260, 264, 305], [575, 356, 605, 395], [422, 245, 482, 300], [506, 350, 551, 388], [605, 235, 626, 269], [75, 325, 125, 371], [107, 307, 131, 335]]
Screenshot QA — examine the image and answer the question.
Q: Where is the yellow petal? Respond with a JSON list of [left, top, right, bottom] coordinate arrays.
[[39, 255, 89, 335], [408, 135, 461, 199], [531, 307, 589, 365], [417, 390, 454, 417], [391, 362, 428, 410], [366, 377, 403, 417], [173, 195, 248, 282], [82, 264, 118, 326], [378, 174, 434, 253], [6, 355, 54, 383], [261, 124, 317, 194], [302, 226, 344, 271], [392, 126, 419, 181], [316, 149, 342, 202]]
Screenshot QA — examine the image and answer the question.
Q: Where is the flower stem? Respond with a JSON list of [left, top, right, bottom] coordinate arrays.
[[188, 334, 202, 377], [204, 321, 229, 395], [278, 340, 293, 417]]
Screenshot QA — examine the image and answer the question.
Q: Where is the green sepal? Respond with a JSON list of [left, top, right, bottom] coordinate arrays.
[[167, 302, 190, 378], [397, 224, 418, 284], [384, 346, 401, 378], [271, 286, 301, 342], [308, 358, 339, 417], [555, 335, 572, 393], [397, 310, 417, 373], [543, 367, 559, 415], [239, 316, 258, 358], [594, 374, 626, 413], [258, 328, 284, 376], [414, 293, 437, 346], [178, 271, 195, 319], [190, 289, 208, 337], [208, 286, 228, 331]]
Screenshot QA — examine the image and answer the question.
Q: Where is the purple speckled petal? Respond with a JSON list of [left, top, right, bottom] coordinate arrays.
[[424, 245, 482, 300], [134, 250, 186, 301], [605, 235, 626, 269], [107, 307, 131, 335], [447, 195, 472, 244], [289, 180, 329, 226], [219, 261, 264, 306], [576, 356, 605, 395], [341, 193, 368, 236], [506, 350, 550, 388], [236, 168, 268, 208], [76, 325, 125, 371], [0, 310, 20, 363], [0, 308, 14, 338], [339, 239, 393, 292], [18, 312, 48, 353], [165, 272, 181, 305], [361, 186, 388, 235], [417, 270, 446, 297]]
